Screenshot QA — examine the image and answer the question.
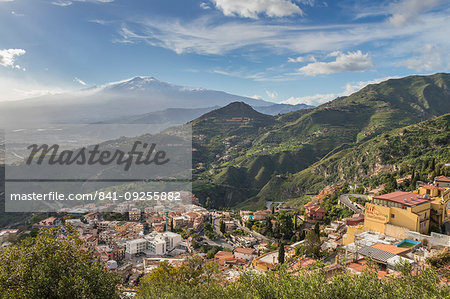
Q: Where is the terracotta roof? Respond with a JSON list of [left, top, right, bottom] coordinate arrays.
[[374, 191, 428, 207], [347, 259, 387, 278], [215, 251, 233, 259], [295, 257, 317, 269], [420, 184, 446, 190], [313, 206, 326, 213], [234, 247, 256, 255], [435, 176, 450, 183], [371, 243, 410, 255]]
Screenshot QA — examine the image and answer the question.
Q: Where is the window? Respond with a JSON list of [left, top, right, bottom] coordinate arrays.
[[391, 214, 395, 218]]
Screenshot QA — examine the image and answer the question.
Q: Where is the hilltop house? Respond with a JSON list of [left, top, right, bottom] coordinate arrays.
[[305, 205, 326, 221]]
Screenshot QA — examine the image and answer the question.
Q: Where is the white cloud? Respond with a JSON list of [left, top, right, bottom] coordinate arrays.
[[212, 68, 268, 80], [283, 93, 337, 106], [14, 65, 26, 71], [52, 0, 72, 6], [265, 89, 278, 99], [211, 0, 303, 19], [388, 0, 445, 27], [0, 49, 26, 69], [297, 50, 373, 76], [248, 94, 263, 100], [288, 56, 304, 63], [288, 55, 316, 63], [0, 75, 67, 102], [282, 76, 397, 106], [200, 2, 211, 10], [52, 0, 113, 6], [0, 0, 15, 2], [342, 76, 399, 95], [90, 19, 104, 24], [74, 77, 87, 86], [11, 11, 24, 16], [114, 9, 450, 57], [397, 44, 447, 71]]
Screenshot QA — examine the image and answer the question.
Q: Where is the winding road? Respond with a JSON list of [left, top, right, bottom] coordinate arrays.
[[338, 194, 368, 214]]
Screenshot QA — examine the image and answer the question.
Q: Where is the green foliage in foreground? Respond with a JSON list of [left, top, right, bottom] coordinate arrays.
[[0, 226, 120, 299], [137, 257, 450, 299]]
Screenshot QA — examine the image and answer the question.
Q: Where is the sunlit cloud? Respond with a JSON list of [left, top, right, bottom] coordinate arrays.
[[297, 50, 373, 75]]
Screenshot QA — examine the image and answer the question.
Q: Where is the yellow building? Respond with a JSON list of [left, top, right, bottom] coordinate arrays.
[[364, 191, 430, 235], [342, 225, 366, 245], [418, 185, 449, 227], [434, 175, 450, 188]]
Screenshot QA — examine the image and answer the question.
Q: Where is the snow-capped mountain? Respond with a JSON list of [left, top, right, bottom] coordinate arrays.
[[0, 76, 275, 127]]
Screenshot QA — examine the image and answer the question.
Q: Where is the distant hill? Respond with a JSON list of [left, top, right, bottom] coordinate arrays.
[[191, 73, 450, 208], [100, 103, 313, 125], [99, 107, 220, 125]]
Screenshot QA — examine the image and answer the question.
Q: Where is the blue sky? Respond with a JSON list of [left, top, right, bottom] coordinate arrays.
[[0, 0, 449, 105]]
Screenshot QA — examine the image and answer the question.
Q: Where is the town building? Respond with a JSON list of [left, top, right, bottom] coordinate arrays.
[[417, 186, 450, 227], [233, 247, 257, 261], [253, 210, 271, 221], [125, 238, 147, 255], [364, 191, 431, 235], [146, 237, 166, 255], [34, 217, 59, 227], [305, 205, 326, 221], [434, 176, 450, 188], [128, 209, 141, 221], [223, 220, 236, 232]]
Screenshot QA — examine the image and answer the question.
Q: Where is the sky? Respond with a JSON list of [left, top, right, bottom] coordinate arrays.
[[0, 0, 449, 105]]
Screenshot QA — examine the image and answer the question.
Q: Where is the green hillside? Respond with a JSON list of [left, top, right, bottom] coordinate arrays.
[[252, 113, 450, 203], [192, 73, 450, 208]]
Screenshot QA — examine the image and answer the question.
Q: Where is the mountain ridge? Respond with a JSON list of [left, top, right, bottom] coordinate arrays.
[[191, 73, 450, 208]]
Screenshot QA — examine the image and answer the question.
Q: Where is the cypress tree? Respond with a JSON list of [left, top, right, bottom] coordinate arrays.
[[278, 242, 285, 264]]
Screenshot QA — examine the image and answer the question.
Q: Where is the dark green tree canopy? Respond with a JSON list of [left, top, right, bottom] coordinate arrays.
[[0, 226, 120, 299]]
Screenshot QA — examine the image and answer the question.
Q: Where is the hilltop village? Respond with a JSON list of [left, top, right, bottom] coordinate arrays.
[[2, 175, 449, 293]]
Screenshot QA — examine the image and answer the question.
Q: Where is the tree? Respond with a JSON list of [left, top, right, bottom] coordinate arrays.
[[205, 197, 211, 209], [277, 211, 294, 240], [137, 256, 220, 298], [304, 230, 321, 258], [314, 222, 320, 235], [0, 226, 120, 298], [299, 229, 306, 241], [294, 213, 298, 230], [136, 255, 450, 298], [170, 218, 174, 232], [384, 176, 397, 193], [278, 242, 285, 264], [219, 220, 226, 234], [265, 216, 273, 234], [355, 186, 365, 194]]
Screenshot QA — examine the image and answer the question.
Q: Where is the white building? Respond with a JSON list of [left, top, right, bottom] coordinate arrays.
[[125, 238, 147, 255], [161, 232, 182, 250], [125, 232, 183, 257], [147, 238, 166, 255], [144, 232, 182, 256]]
